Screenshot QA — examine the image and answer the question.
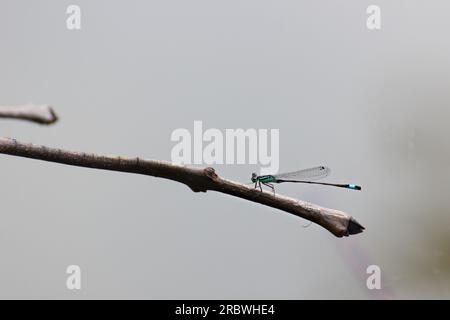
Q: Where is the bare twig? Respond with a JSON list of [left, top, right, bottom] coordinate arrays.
[[0, 137, 364, 237], [0, 105, 58, 125]]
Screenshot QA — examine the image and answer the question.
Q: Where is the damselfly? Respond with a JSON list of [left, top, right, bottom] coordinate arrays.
[[251, 166, 361, 194]]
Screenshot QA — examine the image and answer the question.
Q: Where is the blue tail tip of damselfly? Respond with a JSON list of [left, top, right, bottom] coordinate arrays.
[[347, 184, 362, 191]]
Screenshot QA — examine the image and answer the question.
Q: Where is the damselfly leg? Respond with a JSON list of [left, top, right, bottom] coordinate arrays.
[[262, 182, 275, 195]]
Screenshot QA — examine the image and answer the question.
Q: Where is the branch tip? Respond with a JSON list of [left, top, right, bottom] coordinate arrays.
[[45, 106, 59, 124], [347, 217, 365, 235]]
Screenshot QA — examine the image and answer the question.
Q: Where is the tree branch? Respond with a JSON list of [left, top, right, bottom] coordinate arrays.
[[0, 137, 364, 237], [0, 105, 58, 125]]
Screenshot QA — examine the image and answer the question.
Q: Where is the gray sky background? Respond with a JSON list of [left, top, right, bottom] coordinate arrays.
[[1, 0, 449, 299]]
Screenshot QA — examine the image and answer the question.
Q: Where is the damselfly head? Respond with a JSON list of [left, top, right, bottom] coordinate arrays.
[[251, 172, 258, 182]]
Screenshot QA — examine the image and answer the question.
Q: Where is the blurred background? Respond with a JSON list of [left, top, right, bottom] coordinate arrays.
[[0, 0, 449, 299]]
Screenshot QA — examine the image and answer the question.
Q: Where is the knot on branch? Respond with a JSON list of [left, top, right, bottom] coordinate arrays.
[[204, 167, 218, 180], [184, 167, 218, 193]]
